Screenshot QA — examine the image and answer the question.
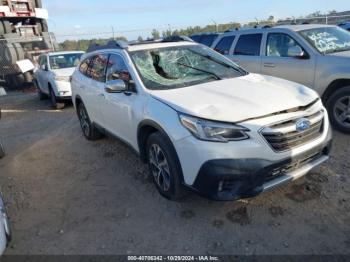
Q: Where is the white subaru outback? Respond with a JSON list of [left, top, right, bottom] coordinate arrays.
[[71, 38, 332, 201]]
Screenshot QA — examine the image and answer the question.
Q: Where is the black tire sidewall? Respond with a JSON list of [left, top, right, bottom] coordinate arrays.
[[0, 21, 5, 35], [146, 132, 184, 200], [0, 142, 4, 159], [3, 21, 11, 34], [36, 81, 45, 100], [326, 86, 350, 134], [50, 88, 57, 108], [34, 0, 42, 8]]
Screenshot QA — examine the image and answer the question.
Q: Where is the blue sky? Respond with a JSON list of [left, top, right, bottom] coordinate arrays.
[[43, 0, 347, 41]]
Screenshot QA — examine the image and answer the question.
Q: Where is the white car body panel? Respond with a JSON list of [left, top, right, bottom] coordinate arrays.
[[150, 73, 319, 123], [72, 41, 332, 200], [174, 101, 330, 185]]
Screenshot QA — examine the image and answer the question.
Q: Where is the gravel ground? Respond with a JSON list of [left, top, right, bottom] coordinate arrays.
[[0, 91, 349, 255]]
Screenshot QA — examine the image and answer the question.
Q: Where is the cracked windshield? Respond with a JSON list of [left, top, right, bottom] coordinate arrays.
[[130, 45, 245, 90]]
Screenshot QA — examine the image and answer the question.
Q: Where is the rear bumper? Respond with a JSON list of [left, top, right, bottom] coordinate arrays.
[[191, 134, 332, 201]]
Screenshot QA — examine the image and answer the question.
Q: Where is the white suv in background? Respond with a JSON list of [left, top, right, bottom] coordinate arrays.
[[35, 51, 84, 109], [205, 25, 350, 133], [71, 38, 332, 201]]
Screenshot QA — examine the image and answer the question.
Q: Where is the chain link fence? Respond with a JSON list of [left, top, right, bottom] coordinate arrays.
[[277, 14, 350, 25]]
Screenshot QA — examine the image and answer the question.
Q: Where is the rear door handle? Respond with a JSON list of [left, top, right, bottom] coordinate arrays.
[[98, 93, 105, 98], [263, 63, 276, 68]]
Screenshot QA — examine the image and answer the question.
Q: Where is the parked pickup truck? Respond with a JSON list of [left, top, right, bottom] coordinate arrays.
[[193, 25, 350, 133]]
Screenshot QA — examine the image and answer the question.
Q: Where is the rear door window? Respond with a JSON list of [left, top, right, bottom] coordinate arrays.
[[234, 34, 263, 56], [214, 36, 235, 55], [79, 57, 92, 76], [89, 54, 109, 82]]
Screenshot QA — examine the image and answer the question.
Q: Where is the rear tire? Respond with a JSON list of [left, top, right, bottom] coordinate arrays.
[[34, 0, 42, 8], [13, 43, 24, 60], [49, 88, 65, 110], [146, 132, 186, 200], [36, 19, 48, 34], [2, 21, 11, 34], [1, 43, 17, 65], [0, 21, 5, 35], [4, 74, 25, 89], [77, 102, 103, 141], [326, 86, 350, 134]]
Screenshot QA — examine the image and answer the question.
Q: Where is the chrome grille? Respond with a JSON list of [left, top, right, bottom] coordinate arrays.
[[261, 110, 324, 152]]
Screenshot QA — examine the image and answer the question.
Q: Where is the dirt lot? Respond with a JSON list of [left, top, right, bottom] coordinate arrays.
[[0, 91, 349, 255]]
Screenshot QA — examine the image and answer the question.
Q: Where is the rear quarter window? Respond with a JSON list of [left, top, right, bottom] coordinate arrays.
[[234, 34, 262, 56], [190, 35, 201, 43]]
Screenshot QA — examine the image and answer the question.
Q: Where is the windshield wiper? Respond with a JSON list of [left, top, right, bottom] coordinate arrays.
[[177, 62, 222, 80]]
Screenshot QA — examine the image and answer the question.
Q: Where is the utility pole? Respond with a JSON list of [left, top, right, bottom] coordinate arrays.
[[112, 26, 115, 40], [211, 20, 218, 33]]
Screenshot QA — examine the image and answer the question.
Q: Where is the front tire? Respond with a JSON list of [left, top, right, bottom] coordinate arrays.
[[326, 86, 350, 134], [49, 88, 65, 110], [77, 102, 102, 141], [0, 142, 5, 159], [146, 132, 185, 200], [35, 81, 47, 100]]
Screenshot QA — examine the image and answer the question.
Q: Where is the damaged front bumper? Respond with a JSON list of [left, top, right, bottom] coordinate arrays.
[[191, 133, 332, 201]]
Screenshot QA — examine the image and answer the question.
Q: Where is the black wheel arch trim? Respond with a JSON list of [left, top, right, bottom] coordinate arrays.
[[322, 79, 350, 103], [137, 119, 185, 184]]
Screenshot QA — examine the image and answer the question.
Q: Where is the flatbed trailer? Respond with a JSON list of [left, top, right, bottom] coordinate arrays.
[[0, 0, 58, 89]]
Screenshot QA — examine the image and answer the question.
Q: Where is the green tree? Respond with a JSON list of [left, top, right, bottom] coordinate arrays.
[[151, 29, 160, 39]]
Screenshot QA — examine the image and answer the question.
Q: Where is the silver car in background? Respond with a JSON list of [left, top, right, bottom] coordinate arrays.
[[204, 25, 350, 133]]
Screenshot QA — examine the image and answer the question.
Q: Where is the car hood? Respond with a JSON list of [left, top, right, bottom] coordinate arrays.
[[150, 73, 319, 123], [51, 67, 76, 77]]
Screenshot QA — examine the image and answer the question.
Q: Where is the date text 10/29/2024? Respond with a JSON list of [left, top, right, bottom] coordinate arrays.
[[128, 256, 220, 261]]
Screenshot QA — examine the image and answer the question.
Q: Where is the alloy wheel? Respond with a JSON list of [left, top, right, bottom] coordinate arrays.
[[334, 96, 350, 128], [149, 144, 171, 192], [79, 106, 90, 137]]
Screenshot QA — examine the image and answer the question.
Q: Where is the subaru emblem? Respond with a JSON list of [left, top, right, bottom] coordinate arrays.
[[295, 118, 311, 132]]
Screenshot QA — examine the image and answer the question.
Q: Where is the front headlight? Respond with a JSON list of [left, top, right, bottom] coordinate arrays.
[[54, 76, 70, 82], [179, 114, 250, 142]]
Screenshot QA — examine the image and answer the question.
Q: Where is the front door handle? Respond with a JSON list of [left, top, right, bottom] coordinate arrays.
[[263, 63, 276, 68], [98, 93, 105, 98]]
